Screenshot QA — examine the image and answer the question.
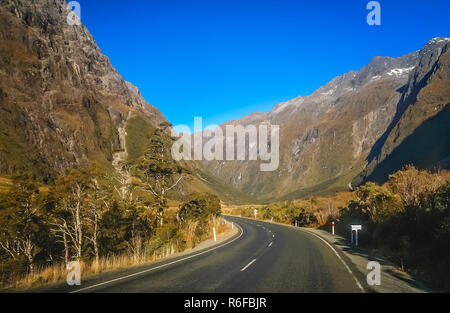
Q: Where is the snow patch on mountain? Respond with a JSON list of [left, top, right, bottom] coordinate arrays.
[[428, 37, 450, 44], [387, 67, 415, 77]]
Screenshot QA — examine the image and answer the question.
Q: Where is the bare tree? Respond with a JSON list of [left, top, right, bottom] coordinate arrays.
[[51, 182, 85, 261], [127, 233, 143, 264], [0, 239, 21, 260], [85, 179, 108, 269], [0, 234, 36, 274], [86, 202, 102, 268], [112, 168, 134, 202]]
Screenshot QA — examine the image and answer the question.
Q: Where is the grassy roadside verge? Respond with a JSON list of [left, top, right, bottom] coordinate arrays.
[[1, 217, 233, 292]]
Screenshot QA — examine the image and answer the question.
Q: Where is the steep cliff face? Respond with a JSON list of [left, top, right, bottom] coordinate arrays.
[[354, 38, 450, 185], [198, 38, 450, 201], [0, 0, 166, 178]]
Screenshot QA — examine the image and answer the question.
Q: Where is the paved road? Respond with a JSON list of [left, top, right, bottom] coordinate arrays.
[[42, 216, 365, 293]]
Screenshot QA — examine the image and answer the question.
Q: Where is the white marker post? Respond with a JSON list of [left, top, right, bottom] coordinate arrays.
[[231, 222, 234, 230], [351, 225, 362, 246], [332, 221, 335, 235], [213, 227, 217, 242], [254, 209, 258, 220]]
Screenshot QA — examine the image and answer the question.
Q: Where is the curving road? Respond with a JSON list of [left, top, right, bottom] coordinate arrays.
[[42, 216, 365, 293]]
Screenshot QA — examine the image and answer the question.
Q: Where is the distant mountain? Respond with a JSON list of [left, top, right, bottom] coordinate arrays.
[[198, 37, 450, 202]]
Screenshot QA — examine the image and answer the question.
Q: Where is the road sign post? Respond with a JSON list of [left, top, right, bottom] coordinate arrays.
[[351, 225, 362, 246]]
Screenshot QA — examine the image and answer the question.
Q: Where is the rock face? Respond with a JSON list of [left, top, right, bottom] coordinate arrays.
[[0, 0, 166, 177], [353, 38, 450, 185], [199, 38, 450, 201]]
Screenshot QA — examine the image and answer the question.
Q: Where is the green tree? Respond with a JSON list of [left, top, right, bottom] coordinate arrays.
[[178, 193, 221, 222], [388, 165, 444, 207], [0, 172, 47, 274], [99, 200, 129, 255], [178, 193, 221, 247], [136, 123, 183, 226], [354, 182, 404, 223]]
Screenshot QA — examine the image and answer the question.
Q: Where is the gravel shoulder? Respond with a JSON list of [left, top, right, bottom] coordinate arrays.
[[303, 228, 432, 293]]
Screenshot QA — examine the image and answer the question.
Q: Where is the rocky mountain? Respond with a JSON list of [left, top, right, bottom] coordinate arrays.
[[0, 0, 254, 203], [0, 0, 166, 179], [198, 37, 450, 202], [353, 38, 450, 185], [0, 0, 448, 204]]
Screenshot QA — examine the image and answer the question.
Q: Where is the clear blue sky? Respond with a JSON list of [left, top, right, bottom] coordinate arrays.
[[75, 0, 449, 129]]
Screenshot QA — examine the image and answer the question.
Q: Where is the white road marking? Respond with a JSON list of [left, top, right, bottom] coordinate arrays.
[[223, 215, 364, 292], [306, 231, 365, 292], [268, 242, 273, 247], [241, 259, 257, 272], [69, 222, 244, 293]]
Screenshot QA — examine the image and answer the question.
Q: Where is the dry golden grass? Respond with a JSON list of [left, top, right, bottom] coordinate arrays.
[[3, 217, 232, 291], [221, 204, 265, 215], [223, 191, 355, 227], [38, 186, 50, 193], [439, 169, 450, 181], [0, 176, 12, 193], [212, 217, 233, 238], [7, 256, 153, 291]]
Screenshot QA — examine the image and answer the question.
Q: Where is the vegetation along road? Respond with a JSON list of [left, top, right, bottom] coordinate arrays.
[[41, 216, 366, 293]]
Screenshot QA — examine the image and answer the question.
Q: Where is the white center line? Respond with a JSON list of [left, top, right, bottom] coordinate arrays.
[[268, 242, 273, 247], [240, 259, 257, 272]]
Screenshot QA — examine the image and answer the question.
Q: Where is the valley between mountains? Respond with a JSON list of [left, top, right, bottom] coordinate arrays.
[[1, 0, 448, 203], [0, 0, 449, 292]]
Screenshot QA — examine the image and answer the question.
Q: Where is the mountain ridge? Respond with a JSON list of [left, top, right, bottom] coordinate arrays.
[[0, 0, 448, 204], [197, 37, 450, 202]]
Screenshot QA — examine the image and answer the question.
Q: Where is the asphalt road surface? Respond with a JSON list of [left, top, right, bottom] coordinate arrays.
[[42, 216, 365, 293]]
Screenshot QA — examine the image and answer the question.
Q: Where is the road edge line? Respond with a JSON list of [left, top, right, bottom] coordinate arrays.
[[304, 230, 365, 293], [227, 215, 364, 292], [69, 222, 244, 293]]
